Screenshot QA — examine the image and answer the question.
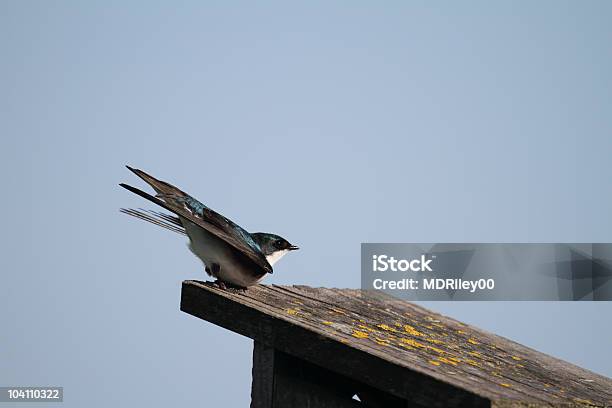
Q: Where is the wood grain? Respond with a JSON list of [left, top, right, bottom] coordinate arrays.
[[251, 342, 275, 408], [181, 281, 612, 407]]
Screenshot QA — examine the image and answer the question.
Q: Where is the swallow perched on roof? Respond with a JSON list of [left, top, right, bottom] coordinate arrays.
[[119, 166, 298, 288]]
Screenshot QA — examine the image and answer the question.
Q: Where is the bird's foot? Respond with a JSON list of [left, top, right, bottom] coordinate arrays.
[[232, 286, 248, 294], [212, 279, 248, 293], [213, 279, 228, 290]]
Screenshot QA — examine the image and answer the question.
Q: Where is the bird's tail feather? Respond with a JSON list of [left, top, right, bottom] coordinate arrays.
[[125, 165, 187, 199], [119, 182, 194, 228], [120, 208, 186, 235]]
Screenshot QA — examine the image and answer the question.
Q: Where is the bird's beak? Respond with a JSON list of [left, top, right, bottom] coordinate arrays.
[[289, 244, 300, 251]]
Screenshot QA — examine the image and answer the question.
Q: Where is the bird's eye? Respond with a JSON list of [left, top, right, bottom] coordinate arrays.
[[275, 240, 285, 249]]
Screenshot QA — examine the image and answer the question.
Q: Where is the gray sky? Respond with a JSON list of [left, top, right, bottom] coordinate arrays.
[[1, 1, 611, 406]]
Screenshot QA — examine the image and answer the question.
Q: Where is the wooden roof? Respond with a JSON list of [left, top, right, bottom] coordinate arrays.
[[180, 280, 612, 407]]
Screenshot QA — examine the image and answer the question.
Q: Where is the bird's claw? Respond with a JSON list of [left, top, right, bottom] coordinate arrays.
[[213, 279, 228, 290], [212, 279, 248, 293]]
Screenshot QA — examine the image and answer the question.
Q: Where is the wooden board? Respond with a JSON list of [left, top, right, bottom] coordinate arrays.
[[180, 281, 612, 407], [251, 341, 414, 408]]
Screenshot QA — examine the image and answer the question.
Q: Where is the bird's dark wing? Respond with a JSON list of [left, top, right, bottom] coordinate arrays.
[[120, 166, 273, 274]]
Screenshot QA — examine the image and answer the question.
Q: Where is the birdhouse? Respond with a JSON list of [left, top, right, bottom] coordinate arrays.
[[181, 281, 611, 407]]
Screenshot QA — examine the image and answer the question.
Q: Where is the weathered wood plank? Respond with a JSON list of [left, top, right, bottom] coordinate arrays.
[[270, 347, 361, 408], [182, 281, 485, 407], [251, 341, 416, 407], [181, 281, 612, 407], [251, 342, 275, 408]]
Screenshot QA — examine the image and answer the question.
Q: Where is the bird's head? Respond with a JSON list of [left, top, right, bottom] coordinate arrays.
[[252, 232, 299, 266]]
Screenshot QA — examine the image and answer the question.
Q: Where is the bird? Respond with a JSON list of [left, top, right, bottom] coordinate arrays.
[[119, 166, 298, 288]]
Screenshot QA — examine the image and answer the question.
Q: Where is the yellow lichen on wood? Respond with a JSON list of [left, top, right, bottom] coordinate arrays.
[[373, 337, 391, 346], [351, 330, 369, 339], [511, 356, 522, 361], [429, 360, 441, 366], [404, 325, 424, 336], [573, 398, 595, 406], [424, 338, 443, 344], [286, 309, 299, 315], [399, 338, 426, 348], [322, 321, 333, 326], [467, 338, 479, 345], [377, 324, 398, 332], [499, 383, 512, 388], [437, 357, 458, 366], [357, 324, 377, 333]]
